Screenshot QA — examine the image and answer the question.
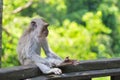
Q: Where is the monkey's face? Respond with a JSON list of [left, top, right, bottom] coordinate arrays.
[[30, 18, 49, 38], [41, 24, 49, 37]]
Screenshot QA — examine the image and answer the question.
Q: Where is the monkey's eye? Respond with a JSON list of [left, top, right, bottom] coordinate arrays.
[[31, 21, 37, 28]]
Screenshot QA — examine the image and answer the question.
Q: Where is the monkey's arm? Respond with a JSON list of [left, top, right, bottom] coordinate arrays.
[[25, 42, 53, 66], [40, 38, 62, 60], [27, 50, 62, 74]]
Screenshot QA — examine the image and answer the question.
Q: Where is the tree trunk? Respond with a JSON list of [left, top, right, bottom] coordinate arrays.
[[0, 0, 3, 68]]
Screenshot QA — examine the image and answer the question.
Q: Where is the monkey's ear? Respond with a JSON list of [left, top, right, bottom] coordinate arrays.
[[30, 21, 37, 29]]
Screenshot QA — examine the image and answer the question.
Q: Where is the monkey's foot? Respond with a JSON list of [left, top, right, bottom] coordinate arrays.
[[48, 68, 62, 74]]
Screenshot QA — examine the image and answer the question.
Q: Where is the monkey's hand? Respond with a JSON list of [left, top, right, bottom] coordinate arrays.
[[52, 59, 63, 67], [48, 68, 62, 74], [35, 62, 62, 75], [47, 58, 63, 67]]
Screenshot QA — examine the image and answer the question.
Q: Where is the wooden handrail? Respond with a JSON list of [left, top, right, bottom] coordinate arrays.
[[0, 58, 120, 80]]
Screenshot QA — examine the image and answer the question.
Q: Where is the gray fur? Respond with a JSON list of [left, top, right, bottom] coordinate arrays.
[[17, 18, 63, 79]]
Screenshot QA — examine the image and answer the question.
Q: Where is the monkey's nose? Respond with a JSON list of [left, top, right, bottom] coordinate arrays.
[[44, 23, 49, 27]]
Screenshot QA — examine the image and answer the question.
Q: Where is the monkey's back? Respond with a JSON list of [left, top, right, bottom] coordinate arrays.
[[17, 33, 33, 65]]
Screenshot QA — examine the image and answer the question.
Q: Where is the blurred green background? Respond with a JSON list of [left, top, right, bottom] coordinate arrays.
[[3, 0, 120, 79], [3, 0, 120, 70]]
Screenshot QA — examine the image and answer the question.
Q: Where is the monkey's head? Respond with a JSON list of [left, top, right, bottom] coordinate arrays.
[[29, 18, 49, 38]]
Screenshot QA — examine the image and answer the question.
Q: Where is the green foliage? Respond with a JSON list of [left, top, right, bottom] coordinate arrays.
[[47, 11, 112, 60], [2, 0, 120, 69], [93, 76, 110, 80]]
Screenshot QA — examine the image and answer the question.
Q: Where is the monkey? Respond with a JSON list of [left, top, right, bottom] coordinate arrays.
[[17, 18, 63, 75]]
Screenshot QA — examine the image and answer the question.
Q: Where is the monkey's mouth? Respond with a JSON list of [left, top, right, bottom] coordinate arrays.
[[43, 31, 49, 37], [45, 32, 49, 36]]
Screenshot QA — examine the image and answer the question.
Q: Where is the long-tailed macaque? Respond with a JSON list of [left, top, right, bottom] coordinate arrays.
[[17, 18, 63, 75]]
